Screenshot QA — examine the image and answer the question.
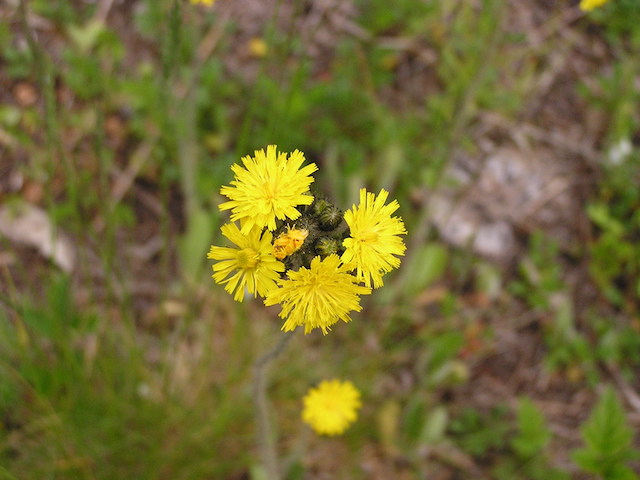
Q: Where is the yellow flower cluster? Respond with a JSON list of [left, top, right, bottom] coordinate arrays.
[[208, 146, 403, 436], [579, 0, 611, 11], [208, 145, 407, 335]]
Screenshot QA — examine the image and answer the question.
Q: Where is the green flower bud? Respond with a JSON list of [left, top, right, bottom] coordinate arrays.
[[315, 237, 342, 257], [312, 199, 331, 216], [318, 205, 343, 231], [313, 198, 343, 231]]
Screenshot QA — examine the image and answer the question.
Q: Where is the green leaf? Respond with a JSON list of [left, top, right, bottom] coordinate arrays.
[[512, 397, 551, 458], [67, 20, 106, 53], [572, 387, 639, 479], [419, 406, 449, 444], [403, 395, 426, 441], [404, 242, 448, 295], [587, 203, 624, 236]]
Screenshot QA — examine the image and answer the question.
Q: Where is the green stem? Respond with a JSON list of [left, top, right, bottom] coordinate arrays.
[[158, 0, 183, 290], [253, 332, 294, 480], [18, 0, 79, 223]]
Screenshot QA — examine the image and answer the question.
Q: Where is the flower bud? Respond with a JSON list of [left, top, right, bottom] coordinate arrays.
[[315, 237, 342, 257]]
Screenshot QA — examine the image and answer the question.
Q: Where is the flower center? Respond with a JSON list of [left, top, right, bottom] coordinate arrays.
[[322, 397, 338, 410], [358, 231, 379, 243], [236, 248, 259, 269], [261, 181, 276, 200]]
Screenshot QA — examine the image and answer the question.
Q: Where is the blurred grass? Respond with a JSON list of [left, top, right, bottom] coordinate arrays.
[[1, 0, 640, 478]]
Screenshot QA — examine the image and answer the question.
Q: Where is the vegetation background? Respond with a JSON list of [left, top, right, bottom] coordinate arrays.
[[1, 0, 640, 478]]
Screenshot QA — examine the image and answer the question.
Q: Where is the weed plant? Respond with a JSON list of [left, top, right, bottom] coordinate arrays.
[[1, 0, 639, 478]]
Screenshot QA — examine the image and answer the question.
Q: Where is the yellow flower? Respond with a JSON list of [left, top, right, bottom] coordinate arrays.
[[272, 227, 308, 260], [219, 145, 318, 234], [190, 0, 215, 5], [208, 223, 284, 302], [302, 380, 361, 436], [264, 255, 371, 335], [248, 37, 268, 58], [341, 189, 407, 288], [579, 0, 611, 11]]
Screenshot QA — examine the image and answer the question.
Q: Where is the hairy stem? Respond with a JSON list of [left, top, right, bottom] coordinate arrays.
[[253, 332, 294, 480]]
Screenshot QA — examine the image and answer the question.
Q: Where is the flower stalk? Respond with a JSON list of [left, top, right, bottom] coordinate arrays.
[[253, 332, 294, 480]]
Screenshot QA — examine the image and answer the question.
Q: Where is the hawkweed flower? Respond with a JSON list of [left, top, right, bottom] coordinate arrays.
[[264, 254, 371, 335], [341, 189, 407, 288], [272, 227, 309, 260], [190, 0, 216, 5], [579, 0, 611, 10], [219, 145, 318, 234], [302, 380, 361, 436], [208, 223, 284, 302]]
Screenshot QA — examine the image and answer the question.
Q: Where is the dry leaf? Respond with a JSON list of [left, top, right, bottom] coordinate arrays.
[[0, 202, 76, 273]]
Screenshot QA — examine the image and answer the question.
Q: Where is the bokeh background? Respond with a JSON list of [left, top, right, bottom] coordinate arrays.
[[1, 0, 640, 478]]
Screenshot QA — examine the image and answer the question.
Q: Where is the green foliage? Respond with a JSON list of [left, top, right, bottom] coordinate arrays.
[[3, 0, 640, 477], [422, 331, 466, 387], [403, 398, 449, 445], [449, 406, 510, 456], [358, 0, 433, 34], [509, 231, 565, 311], [451, 398, 571, 480], [579, 34, 640, 311], [0, 21, 33, 79], [31, 0, 81, 24], [61, 23, 124, 100], [179, 205, 217, 282], [585, 0, 640, 45], [572, 387, 640, 479], [492, 397, 570, 480], [509, 233, 595, 379], [511, 397, 551, 458], [511, 223, 640, 377], [416, 0, 524, 187], [592, 315, 640, 371], [0, 275, 252, 479], [403, 242, 449, 296], [587, 164, 640, 310], [544, 295, 597, 382]]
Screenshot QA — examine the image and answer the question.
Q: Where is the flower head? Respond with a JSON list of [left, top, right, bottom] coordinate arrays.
[[272, 227, 309, 260], [579, 0, 611, 11], [219, 145, 318, 234], [341, 189, 407, 288], [190, 0, 216, 5], [302, 380, 361, 436], [208, 223, 284, 302], [264, 254, 370, 335]]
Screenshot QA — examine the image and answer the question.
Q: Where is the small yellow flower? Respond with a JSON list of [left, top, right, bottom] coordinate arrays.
[[264, 255, 371, 335], [341, 189, 407, 288], [579, 0, 611, 11], [219, 145, 318, 234], [208, 223, 284, 302], [302, 380, 362, 436], [190, 0, 215, 5], [248, 37, 268, 58]]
